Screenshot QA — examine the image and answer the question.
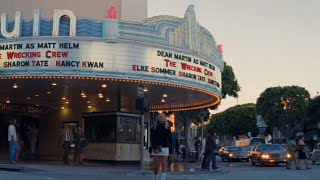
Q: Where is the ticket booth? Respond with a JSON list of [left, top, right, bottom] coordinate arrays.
[[82, 112, 141, 161]]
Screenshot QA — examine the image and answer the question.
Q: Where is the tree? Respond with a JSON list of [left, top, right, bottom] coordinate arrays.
[[174, 62, 240, 148], [305, 95, 320, 127], [175, 108, 209, 149], [221, 62, 241, 98], [208, 103, 258, 136], [207, 111, 229, 135], [256, 86, 310, 137]]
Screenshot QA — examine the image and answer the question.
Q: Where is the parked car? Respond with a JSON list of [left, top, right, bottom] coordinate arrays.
[[219, 146, 250, 162], [250, 144, 288, 166], [310, 142, 320, 164]]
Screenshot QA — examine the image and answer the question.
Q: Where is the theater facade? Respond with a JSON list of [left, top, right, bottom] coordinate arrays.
[[0, 3, 223, 161]]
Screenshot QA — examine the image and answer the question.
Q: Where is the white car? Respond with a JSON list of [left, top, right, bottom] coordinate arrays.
[[310, 143, 320, 164]]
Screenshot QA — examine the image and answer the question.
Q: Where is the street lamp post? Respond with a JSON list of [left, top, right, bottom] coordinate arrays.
[[201, 116, 204, 144]]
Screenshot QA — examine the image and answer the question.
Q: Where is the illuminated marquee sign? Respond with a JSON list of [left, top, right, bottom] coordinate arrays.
[[1, 9, 76, 38], [0, 40, 221, 89]]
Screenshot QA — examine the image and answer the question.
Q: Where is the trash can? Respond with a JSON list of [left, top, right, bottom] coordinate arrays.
[[188, 151, 197, 162]]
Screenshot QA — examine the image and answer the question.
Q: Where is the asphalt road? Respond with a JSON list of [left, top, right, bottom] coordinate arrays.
[[0, 159, 319, 180]]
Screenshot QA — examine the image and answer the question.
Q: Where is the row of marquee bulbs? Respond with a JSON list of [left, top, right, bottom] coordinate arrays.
[[140, 86, 168, 103], [10, 82, 167, 104], [61, 99, 110, 110]]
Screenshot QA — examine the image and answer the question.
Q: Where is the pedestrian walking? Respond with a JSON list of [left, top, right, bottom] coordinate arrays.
[[202, 130, 218, 170], [297, 135, 311, 170], [194, 137, 201, 162], [286, 136, 298, 169], [150, 113, 172, 180], [8, 118, 18, 164]]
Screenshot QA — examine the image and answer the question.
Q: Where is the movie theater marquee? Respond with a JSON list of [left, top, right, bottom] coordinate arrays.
[[0, 40, 221, 89], [0, 9, 221, 90]]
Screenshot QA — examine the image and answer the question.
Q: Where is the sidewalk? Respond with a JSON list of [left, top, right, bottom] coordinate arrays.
[[0, 160, 229, 176], [0, 149, 228, 176]]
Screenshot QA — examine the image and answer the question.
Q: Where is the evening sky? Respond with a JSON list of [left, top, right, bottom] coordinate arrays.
[[148, 0, 320, 112]]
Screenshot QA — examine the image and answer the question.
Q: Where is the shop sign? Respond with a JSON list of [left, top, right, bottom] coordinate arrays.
[[0, 103, 49, 114]]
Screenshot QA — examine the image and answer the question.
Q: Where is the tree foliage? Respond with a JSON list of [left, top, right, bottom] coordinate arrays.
[[305, 95, 320, 126], [174, 61, 240, 147], [174, 109, 209, 149], [208, 103, 258, 136], [256, 86, 310, 137], [221, 62, 241, 98]]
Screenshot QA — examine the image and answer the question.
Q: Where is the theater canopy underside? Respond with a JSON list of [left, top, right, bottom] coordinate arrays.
[[0, 77, 220, 112]]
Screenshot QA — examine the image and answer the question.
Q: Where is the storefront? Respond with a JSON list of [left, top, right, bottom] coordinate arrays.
[[0, 3, 223, 161]]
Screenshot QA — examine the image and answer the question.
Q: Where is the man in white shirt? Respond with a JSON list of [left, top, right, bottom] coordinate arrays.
[[8, 119, 18, 164], [61, 124, 73, 164]]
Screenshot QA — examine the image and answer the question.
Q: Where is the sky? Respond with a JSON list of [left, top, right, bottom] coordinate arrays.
[[148, 0, 320, 113]]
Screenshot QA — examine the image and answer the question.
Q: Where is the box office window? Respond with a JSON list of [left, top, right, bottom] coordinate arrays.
[[84, 116, 116, 143], [83, 114, 140, 143], [117, 116, 140, 143]]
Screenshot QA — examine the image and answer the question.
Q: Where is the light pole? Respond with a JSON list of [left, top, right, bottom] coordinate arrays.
[[201, 116, 204, 144], [137, 85, 145, 170]]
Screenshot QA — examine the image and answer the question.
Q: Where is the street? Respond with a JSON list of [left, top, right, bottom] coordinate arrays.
[[0, 160, 319, 180]]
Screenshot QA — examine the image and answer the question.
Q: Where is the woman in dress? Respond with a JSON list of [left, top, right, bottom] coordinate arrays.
[[297, 135, 311, 170], [74, 126, 86, 165], [150, 113, 172, 180]]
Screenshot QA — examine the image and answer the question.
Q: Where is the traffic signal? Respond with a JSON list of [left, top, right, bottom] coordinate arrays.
[[136, 97, 144, 111], [136, 97, 150, 114]]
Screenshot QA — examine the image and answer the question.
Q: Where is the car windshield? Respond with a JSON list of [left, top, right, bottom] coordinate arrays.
[[227, 147, 241, 151], [258, 145, 284, 151]]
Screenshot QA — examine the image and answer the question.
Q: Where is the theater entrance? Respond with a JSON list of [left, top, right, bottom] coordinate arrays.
[[0, 113, 39, 161]]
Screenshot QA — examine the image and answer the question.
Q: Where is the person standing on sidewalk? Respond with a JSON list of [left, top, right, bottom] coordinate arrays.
[[150, 113, 172, 180], [194, 137, 201, 163], [74, 126, 86, 165], [297, 135, 311, 169], [286, 136, 298, 169], [61, 124, 73, 165], [202, 130, 218, 170], [8, 118, 18, 164]]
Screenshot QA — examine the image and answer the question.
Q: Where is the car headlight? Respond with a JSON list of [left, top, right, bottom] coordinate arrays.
[[261, 154, 270, 159], [286, 154, 291, 158], [229, 153, 234, 157]]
